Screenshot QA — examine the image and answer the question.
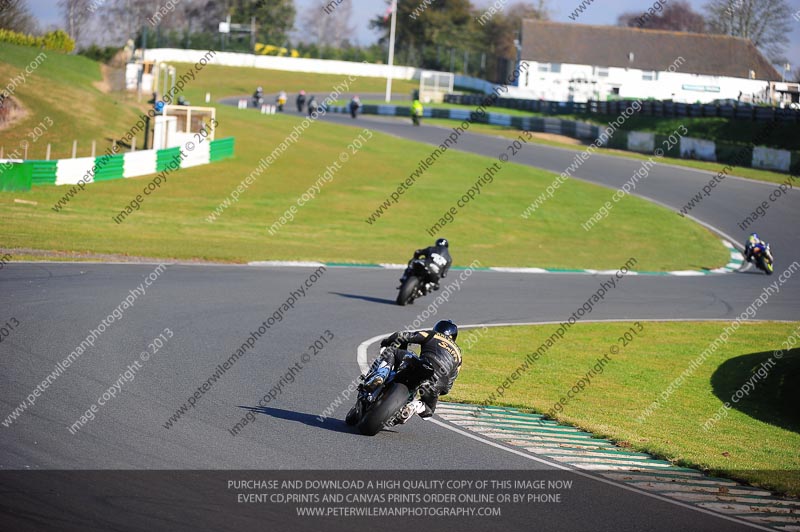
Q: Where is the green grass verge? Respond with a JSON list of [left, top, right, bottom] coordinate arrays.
[[0, 42, 416, 159], [1, 105, 729, 269], [424, 119, 795, 185], [447, 321, 800, 496], [0, 43, 144, 158], [0, 44, 728, 270]]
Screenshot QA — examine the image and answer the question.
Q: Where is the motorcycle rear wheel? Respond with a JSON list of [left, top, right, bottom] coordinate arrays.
[[357, 383, 410, 436]]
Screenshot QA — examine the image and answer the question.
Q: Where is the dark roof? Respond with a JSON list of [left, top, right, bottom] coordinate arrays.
[[521, 20, 781, 81]]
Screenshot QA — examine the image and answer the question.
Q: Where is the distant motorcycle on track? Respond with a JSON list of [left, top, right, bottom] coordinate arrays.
[[750, 242, 774, 275], [253, 94, 264, 109]]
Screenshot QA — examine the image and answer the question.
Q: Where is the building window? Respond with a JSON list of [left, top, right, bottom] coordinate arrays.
[[642, 70, 656, 81], [595, 67, 609, 77], [537, 62, 561, 73]]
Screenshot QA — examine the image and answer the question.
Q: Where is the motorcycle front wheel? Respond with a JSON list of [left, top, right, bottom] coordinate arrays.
[[345, 401, 362, 426], [396, 277, 419, 306], [759, 256, 774, 275], [357, 383, 410, 436]]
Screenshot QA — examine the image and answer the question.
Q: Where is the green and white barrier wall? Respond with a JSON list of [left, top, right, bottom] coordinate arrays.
[[0, 137, 235, 192], [605, 130, 799, 173], [327, 104, 799, 174]]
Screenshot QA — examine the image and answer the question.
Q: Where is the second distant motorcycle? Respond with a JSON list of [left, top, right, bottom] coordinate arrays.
[[743, 233, 774, 275], [252, 86, 264, 108]]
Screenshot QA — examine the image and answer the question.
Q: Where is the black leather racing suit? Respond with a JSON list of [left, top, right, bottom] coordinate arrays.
[[405, 245, 452, 284], [377, 329, 462, 417]]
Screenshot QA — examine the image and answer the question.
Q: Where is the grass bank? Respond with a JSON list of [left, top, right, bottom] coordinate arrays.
[[448, 321, 800, 496], [0, 43, 728, 270]]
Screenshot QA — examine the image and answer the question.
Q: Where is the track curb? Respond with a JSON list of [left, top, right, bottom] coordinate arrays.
[[248, 239, 743, 276]]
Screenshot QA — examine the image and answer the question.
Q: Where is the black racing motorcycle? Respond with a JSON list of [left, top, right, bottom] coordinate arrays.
[[346, 350, 436, 436], [396, 259, 439, 306]]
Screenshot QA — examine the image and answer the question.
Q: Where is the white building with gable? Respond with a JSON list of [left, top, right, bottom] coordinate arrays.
[[516, 20, 789, 104]]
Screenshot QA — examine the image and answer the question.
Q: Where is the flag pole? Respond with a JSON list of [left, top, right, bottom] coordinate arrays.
[[385, 0, 398, 103]]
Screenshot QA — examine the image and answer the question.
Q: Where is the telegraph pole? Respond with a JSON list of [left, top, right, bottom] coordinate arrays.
[[385, 0, 397, 103]]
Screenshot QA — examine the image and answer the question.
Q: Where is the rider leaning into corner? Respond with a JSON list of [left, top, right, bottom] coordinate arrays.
[[354, 320, 462, 421], [743, 232, 773, 263], [399, 238, 453, 290]]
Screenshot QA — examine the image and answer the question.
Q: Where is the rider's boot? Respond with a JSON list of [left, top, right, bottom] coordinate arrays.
[[397, 399, 426, 424]]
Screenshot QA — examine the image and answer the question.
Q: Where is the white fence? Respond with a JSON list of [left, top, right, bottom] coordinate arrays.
[[140, 48, 513, 96], [142, 48, 419, 81]]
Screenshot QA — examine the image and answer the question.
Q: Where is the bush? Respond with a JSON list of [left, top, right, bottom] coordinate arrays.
[[79, 44, 123, 64], [0, 28, 38, 48], [0, 28, 75, 53], [40, 30, 74, 53]]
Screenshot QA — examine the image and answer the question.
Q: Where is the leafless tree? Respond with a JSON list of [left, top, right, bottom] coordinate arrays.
[[90, 0, 226, 45], [617, 1, 705, 33], [483, 2, 549, 63], [183, 0, 227, 34], [300, 0, 355, 47], [705, 0, 792, 62], [95, 0, 163, 43], [0, 0, 37, 33], [478, 1, 548, 81], [58, 0, 93, 47]]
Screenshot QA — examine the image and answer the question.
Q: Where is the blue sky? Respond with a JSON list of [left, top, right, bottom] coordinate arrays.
[[28, 0, 800, 72]]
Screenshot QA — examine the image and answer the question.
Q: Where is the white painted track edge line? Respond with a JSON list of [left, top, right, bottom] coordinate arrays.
[[428, 418, 773, 531]]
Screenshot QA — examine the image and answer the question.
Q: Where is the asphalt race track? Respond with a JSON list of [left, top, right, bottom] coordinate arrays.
[[1, 107, 798, 532]]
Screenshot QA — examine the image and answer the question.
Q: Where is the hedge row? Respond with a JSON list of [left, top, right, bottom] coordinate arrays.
[[0, 29, 75, 53]]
